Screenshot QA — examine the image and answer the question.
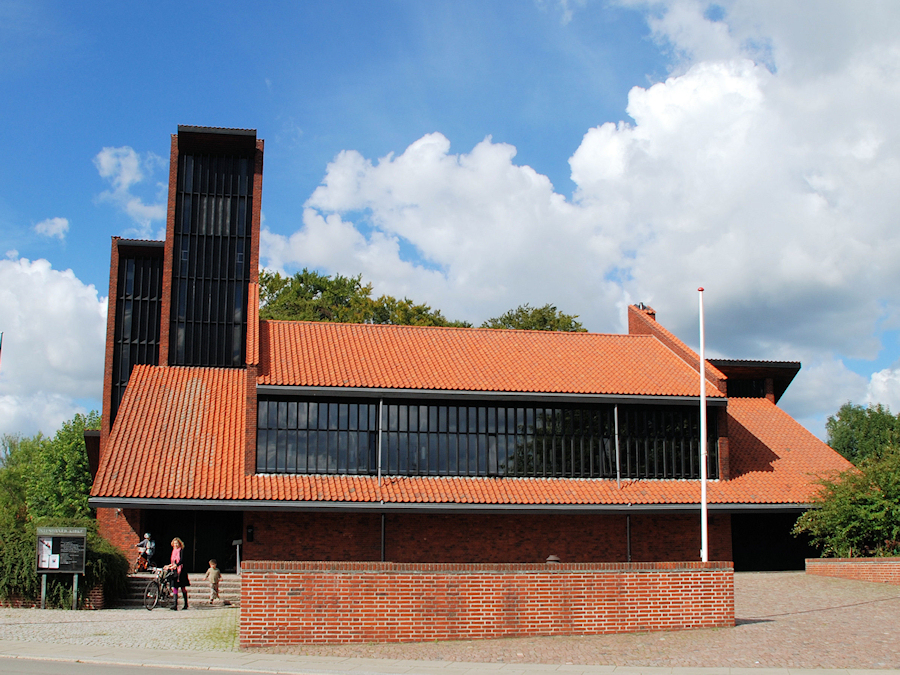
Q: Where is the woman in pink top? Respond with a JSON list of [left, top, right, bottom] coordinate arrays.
[[164, 537, 190, 610]]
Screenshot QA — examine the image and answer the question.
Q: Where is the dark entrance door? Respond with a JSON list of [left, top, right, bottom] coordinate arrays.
[[731, 512, 817, 571], [144, 510, 242, 573]]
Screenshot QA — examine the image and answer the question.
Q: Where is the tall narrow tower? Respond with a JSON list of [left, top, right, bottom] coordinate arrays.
[[101, 126, 263, 450], [162, 126, 263, 368]]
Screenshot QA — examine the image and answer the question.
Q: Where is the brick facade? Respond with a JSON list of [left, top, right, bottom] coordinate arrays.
[[99, 238, 121, 455], [806, 558, 900, 585], [242, 511, 732, 564], [97, 506, 142, 561], [84, 586, 105, 610], [0, 597, 39, 608], [157, 133, 179, 368], [240, 560, 734, 645]]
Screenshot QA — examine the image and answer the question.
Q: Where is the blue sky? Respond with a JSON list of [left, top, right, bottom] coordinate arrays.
[[3, 0, 900, 439], [2, 1, 660, 302]]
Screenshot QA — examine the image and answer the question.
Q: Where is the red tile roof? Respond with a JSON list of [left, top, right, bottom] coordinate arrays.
[[94, 365, 247, 500], [628, 305, 727, 392], [258, 321, 725, 398], [92, 367, 851, 508]]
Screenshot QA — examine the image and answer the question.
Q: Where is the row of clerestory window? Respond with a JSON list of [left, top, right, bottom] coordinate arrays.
[[256, 398, 719, 480]]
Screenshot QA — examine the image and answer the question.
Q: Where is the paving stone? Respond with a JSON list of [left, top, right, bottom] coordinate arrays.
[[0, 572, 898, 669]]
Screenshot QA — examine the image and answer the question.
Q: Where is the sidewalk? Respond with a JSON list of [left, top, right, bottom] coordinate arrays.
[[3, 637, 898, 675], [0, 572, 898, 674]]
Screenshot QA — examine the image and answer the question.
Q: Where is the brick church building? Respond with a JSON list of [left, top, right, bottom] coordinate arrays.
[[89, 126, 851, 574]]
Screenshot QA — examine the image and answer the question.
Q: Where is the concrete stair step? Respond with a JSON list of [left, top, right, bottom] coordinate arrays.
[[115, 571, 242, 608]]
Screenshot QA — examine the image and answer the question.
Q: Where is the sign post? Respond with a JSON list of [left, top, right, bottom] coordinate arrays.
[[35, 527, 87, 610]]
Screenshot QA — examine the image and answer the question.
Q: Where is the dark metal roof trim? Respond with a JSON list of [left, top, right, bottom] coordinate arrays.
[[256, 385, 728, 407], [115, 238, 164, 249], [709, 359, 801, 403], [177, 125, 256, 136], [89, 496, 806, 514], [709, 359, 800, 369]]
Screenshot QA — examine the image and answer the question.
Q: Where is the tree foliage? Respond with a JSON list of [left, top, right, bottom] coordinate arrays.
[[481, 303, 586, 332], [259, 268, 375, 323], [259, 269, 589, 334], [826, 402, 900, 464], [0, 413, 128, 607], [793, 444, 900, 558], [259, 268, 471, 327]]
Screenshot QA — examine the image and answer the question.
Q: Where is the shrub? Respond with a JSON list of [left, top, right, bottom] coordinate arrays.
[[0, 414, 129, 608], [794, 444, 900, 557], [0, 518, 129, 608]]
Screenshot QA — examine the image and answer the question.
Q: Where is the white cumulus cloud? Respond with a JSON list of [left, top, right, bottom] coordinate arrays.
[[0, 256, 106, 437], [34, 217, 69, 240], [262, 2, 900, 437], [866, 367, 900, 414], [94, 146, 167, 238]]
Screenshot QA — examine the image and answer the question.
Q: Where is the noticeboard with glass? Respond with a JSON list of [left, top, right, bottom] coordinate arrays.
[[35, 527, 86, 575]]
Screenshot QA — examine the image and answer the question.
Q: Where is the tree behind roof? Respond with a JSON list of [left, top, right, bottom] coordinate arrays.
[[259, 269, 471, 327], [826, 402, 900, 464], [481, 303, 586, 332], [259, 269, 586, 332]]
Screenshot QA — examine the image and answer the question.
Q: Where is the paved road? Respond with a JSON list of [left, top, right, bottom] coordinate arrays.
[[0, 572, 897, 674]]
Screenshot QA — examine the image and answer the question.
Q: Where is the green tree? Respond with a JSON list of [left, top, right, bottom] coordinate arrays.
[[0, 433, 43, 529], [259, 268, 375, 323], [481, 303, 587, 332], [826, 402, 900, 464], [369, 295, 470, 327], [794, 444, 900, 557], [25, 412, 98, 520], [0, 413, 128, 607], [259, 268, 470, 327]]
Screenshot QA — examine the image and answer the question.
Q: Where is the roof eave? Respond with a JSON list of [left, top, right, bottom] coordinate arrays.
[[255, 385, 728, 406], [89, 497, 806, 513]]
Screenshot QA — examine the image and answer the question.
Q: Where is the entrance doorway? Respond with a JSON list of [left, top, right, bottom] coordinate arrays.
[[143, 510, 242, 573]]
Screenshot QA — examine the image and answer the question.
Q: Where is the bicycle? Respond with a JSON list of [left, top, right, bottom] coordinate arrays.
[[132, 552, 153, 574], [143, 567, 176, 610]]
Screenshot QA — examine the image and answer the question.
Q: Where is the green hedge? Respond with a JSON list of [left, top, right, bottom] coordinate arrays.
[[0, 519, 128, 608]]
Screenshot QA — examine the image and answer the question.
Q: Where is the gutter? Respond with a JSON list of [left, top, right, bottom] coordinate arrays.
[[89, 496, 808, 514], [255, 385, 728, 407]]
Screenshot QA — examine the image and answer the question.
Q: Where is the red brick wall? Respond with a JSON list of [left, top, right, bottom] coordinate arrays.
[[100, 238, 121, 455], [158, 134, 179, 367], [240, 560, 734, 645], [242, 512, 732, 564], [717, 406, 730, 480], [0, 597, 39, 608], [806, 558, 900, 585], [1, 589, 104, 609], [97, 507, 142, 560], [630, 513, 732, 562], [84, 586, 105, 610], [244, 364, 258, 476], [250, 140, 263, 284]]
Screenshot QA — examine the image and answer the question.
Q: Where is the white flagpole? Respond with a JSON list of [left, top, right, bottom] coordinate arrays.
[[698, 288, 708, 562]]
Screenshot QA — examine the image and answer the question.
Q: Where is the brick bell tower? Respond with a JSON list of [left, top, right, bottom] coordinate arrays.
[[99, 126, 263, 455]]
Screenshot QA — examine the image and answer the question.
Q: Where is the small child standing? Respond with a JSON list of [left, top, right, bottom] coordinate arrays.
[[204, 559, 221, 604]]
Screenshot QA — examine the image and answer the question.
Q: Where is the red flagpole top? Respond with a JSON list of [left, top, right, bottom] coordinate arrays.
[[698, 287, 704, 292]]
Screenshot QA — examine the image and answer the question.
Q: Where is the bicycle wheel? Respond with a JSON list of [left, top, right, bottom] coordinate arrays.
[[161, 581, 174, 608], [143, 580, 160, 610]]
